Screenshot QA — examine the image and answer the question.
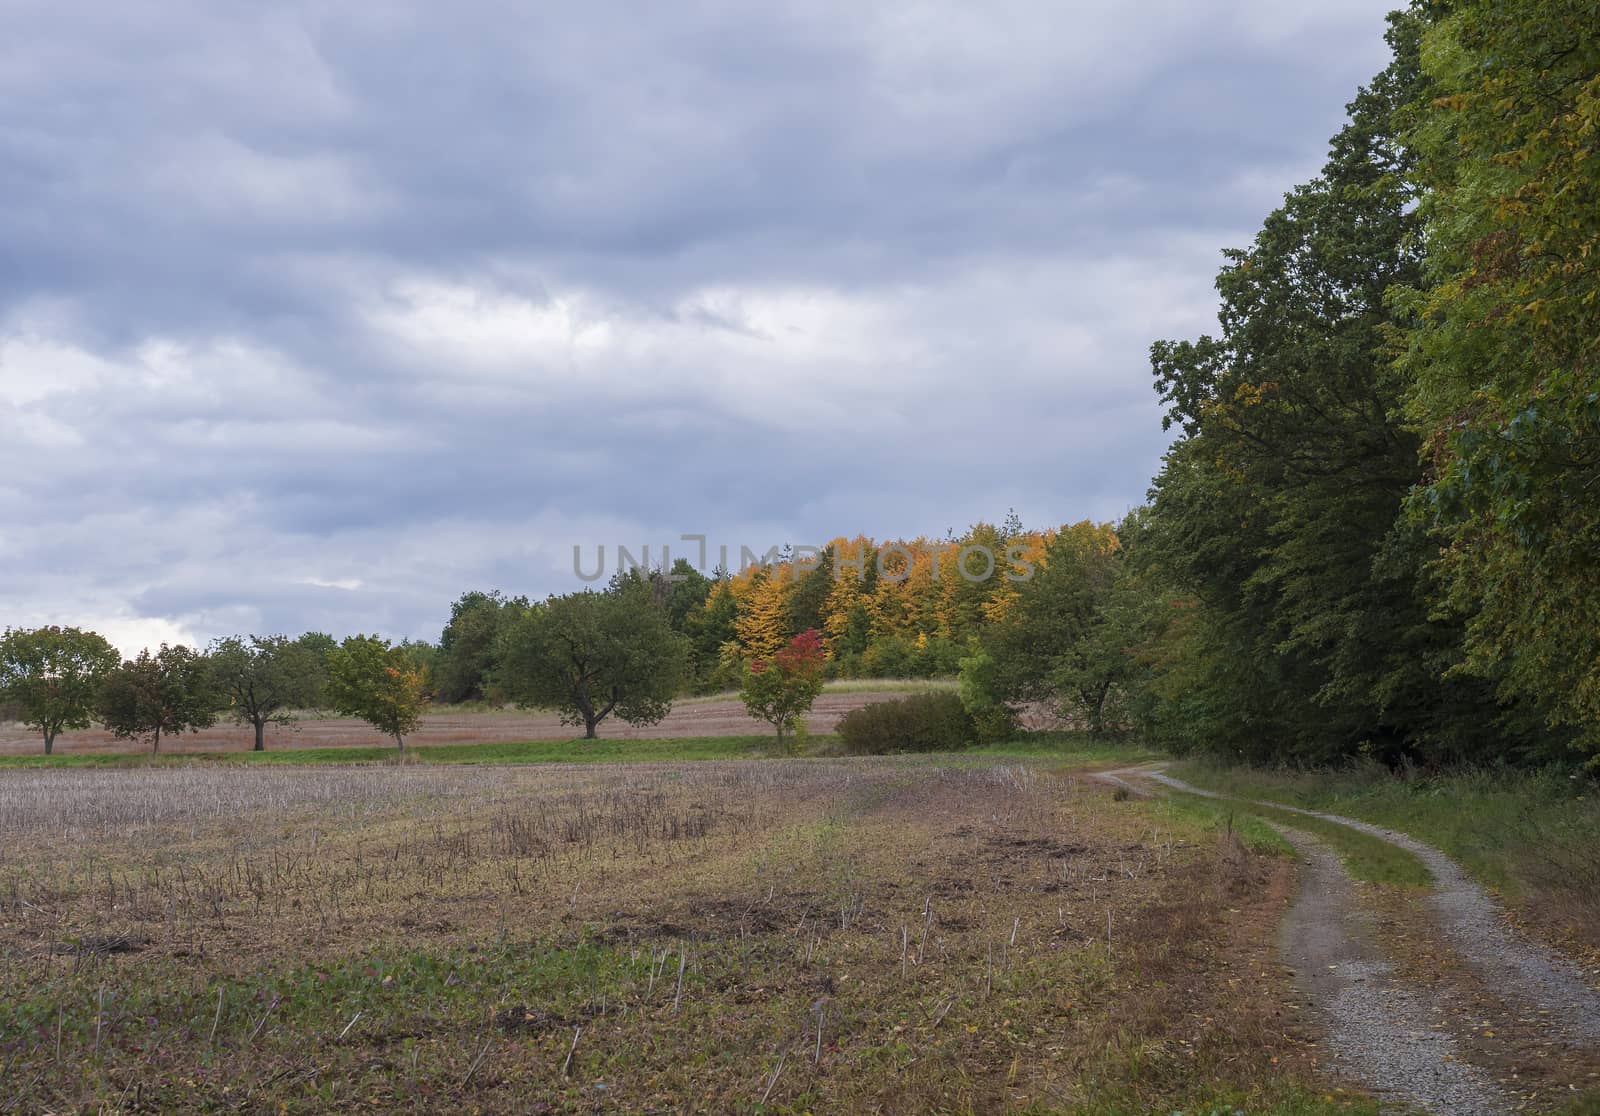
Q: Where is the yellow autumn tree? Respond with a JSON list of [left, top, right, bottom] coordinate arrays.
[[731, 564, 791, 661], [822, 536, 876, 656], [981, 528, 1053, 625]]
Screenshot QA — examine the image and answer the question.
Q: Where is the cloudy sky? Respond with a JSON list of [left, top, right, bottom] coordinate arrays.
[[0, 0, 1398, 655]]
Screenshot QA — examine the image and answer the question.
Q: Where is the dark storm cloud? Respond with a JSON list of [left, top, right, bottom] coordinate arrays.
[[0, 0, 1400, 652]]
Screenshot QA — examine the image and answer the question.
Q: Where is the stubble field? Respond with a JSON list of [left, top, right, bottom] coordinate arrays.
[[0, 757, 1343, 1114]]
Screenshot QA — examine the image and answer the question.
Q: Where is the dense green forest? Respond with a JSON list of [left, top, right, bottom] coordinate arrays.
[[1128, 0, 1598, 765]]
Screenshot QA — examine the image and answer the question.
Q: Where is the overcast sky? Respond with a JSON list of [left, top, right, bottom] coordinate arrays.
[[0, 1, 1399, 655]]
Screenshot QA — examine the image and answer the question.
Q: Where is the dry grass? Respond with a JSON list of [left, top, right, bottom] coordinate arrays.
[[0, 758, 1369, 1113]]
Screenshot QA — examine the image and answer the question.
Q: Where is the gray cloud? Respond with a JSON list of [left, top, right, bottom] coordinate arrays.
[[0, 0, 1399, 654]]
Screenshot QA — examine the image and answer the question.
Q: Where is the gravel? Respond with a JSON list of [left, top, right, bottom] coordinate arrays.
[[1275, 826, 1510, 1115], [1142, 767, 1600, 1046]]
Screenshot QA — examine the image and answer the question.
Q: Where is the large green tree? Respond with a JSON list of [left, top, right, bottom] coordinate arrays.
[[98, 644, 218, 753], [494, 584, 688, 738], [0, 626, 120, 754], [208, 635, 325, 751], [661, 559, 714, 634], [1397, 0, 1600, 756], [979, 522, 1120, 729], [686, 573, 740, 691]]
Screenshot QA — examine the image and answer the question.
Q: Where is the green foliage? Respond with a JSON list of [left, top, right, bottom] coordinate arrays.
[[208, 634, 324, 750], [493, 583, 688, 739], [97, 644, 218, 753], [686, 576, 740, 691], [1397, 0, 1600, 757], [980, 521, 1121, 729], [291, 631, 336, 705], [433, 591, 521, 703], [784, 546, 834, 634], [1130, 11, 1537, 765], [324, 635, 428, 749], [956, 649, 1018, 743], [608, 559, 714, 635], [836, 691, 975, 754], [0, 625, 120, 754], [661, 558, 714, 632]]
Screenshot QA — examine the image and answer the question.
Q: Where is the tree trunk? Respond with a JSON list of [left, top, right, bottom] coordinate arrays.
[[43, 729, 54, 756], [254, 720, 266, 751], [395, 733, 405, 751], [152, 725, 161, 754], [584, 717, 598, 739]]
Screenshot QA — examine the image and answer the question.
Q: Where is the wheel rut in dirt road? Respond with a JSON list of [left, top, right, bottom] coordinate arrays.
[[1091, 763, 1600, 1111], [1274, 824, 1510, 1115], [1126, 765, 1600, 1046]]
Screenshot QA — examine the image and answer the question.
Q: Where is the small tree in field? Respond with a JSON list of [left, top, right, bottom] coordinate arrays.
[[325, 635, 428, 750], [0, 626, 120, 754], [741, 629, 827, 749], [98, 644, 218, 753], [209, 635, 325, 751]]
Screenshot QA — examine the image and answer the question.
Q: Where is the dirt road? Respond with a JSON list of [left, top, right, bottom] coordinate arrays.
[[1274, 825, 1508, 1114], [1096, 764, 1600, 1113]]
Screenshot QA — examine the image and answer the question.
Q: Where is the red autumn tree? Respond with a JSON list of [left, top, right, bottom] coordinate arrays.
[[740, 628, 826, 750]]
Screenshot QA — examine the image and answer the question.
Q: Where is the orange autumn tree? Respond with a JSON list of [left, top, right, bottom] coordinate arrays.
[[731, 563, 792, 661]]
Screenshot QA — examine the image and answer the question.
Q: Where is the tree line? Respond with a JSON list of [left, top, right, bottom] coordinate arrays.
[[0, 521, 1103, 754], [0, 627, 433, 753], [410, 1, 1600, 769]]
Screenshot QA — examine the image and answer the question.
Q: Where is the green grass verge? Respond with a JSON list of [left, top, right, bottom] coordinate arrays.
[[0, 735, 788, 768], [1125, 778, 1429, 886], [1169, 760, 1600, 906], [0, 729, 1162, 770], [1219, 796, 1431, 887], [1151, 791, 1296, 856]]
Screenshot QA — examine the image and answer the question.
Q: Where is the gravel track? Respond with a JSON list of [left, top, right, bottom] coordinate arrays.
[[1137, 767, 1600, 1046], [1093, 763, 1600, 1112], [1275, 825, 1509, 1115]]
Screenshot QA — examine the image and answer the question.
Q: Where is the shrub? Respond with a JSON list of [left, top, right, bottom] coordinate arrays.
[[970, 705, 1019, 744], [958, 648, 1019, 744], [837, 692, 976, 755], [860, 637, 912, 678]]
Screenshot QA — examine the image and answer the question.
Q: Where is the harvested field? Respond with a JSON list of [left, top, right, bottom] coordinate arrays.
[[0, 757, 1346, 1113]]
